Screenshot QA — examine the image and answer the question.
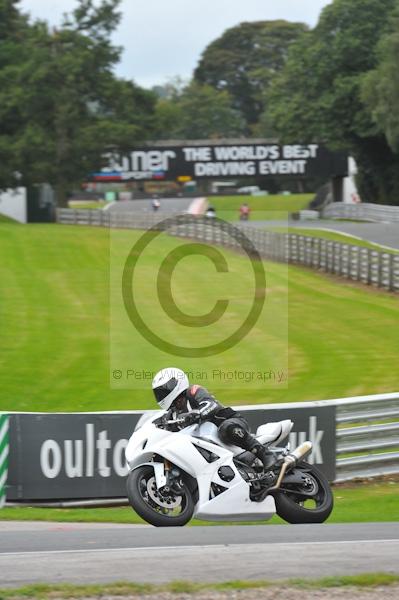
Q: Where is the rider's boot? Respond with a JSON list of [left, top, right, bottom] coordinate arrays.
[[250, 442, 274, 471]]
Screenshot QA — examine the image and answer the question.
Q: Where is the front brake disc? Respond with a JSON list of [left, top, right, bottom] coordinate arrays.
[[146, 476, 182, 509]]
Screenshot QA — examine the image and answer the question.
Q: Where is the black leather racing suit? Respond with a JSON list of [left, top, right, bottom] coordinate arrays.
[[169, 385, 270, 465]]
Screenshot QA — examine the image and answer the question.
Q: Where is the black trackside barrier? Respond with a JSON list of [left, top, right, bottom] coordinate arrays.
[[6, 405, 335, 501]]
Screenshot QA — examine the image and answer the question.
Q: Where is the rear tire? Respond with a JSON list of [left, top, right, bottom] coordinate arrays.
[[273, 462, 333, 524], [127, 465, 194, 527]]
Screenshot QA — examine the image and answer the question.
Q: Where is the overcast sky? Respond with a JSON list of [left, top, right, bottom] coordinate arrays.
[[21, 0, 331, 89]]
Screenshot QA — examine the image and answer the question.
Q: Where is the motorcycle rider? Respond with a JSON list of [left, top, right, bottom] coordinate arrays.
[[152, 367, 273, 471]]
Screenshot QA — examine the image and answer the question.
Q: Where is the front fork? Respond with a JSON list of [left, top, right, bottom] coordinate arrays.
[[153, 461, 167, 489], [154, 459, 182, 495]]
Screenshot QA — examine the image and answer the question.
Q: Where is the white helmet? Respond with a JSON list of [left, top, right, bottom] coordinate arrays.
[[152, 367, 189, 410]]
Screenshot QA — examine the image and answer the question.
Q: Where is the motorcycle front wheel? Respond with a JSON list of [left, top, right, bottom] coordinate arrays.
[[126, 465, 195, 527], [273, 462, 333, 524]]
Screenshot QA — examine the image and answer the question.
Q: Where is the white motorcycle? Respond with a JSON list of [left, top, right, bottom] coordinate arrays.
[[125, 411, 333, 527]]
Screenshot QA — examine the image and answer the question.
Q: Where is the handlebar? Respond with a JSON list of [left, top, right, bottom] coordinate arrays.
[[160, 416, 200, 428]]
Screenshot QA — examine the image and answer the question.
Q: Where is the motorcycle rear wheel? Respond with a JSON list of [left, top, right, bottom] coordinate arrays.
[[273, 462, 333, 524], [127, 465, 194, 527]]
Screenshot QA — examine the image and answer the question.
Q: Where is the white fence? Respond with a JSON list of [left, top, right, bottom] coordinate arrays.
[[323, 202, 399, 223], [0, 188, 27, 223]]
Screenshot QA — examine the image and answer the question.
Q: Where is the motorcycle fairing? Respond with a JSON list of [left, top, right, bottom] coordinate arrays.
[[126, 416, 277, 521], [256, 420, 293, 445]]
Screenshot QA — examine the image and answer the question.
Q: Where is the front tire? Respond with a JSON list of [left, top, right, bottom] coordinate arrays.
[[273, 462, 333, 524], [126, 465, 194, 527]]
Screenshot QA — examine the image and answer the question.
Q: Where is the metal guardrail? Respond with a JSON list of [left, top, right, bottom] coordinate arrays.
[[333, 393, 399, 481], [57, 208, 170, 229], [323, 202, 399, 223], [57, 209, 399, 293], [248, 393, 399, 481]]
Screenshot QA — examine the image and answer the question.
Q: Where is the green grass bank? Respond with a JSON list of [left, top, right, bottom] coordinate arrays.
[[210, 193, 312, 220], [1, 222, 398, 412]]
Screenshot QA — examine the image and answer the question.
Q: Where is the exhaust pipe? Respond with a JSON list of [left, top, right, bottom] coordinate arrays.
[[269, 441, 313, 492], [289, 441, 313, 464]]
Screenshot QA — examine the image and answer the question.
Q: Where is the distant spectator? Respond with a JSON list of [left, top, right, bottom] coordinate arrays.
[[151, 196, 161, 212], [239, 202, 250, 221], [205, 205, 216, 218]]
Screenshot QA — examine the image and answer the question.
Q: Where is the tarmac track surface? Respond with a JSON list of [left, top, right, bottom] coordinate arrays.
[[0, 521, 398, 587], [255, 219, 399, 250]]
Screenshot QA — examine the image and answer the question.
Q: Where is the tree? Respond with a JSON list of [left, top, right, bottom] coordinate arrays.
[[152, 98, 184, 140], [362, 0, 399, 153], [27, 0, 157, 206], [194, 20, 308, 129], [177, 82, 246, 139], [151, 78, 185, 140], [267, 0, 399, 204], [0, 0, 31, 189], [153, 81, 245, 140], [0, 0, 26, 40], [0, 0, 157, 205]]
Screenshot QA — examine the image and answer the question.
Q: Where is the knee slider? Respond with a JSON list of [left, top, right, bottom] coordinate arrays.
[[218, 418, 250, 446]]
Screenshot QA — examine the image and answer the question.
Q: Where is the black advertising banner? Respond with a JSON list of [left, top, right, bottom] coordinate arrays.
[[6, 406, 336, 501], [7, 413, 141, 500], [91, 143, 348, 182]]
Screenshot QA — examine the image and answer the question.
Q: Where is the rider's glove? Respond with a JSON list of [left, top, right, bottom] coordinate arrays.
[[179, 411, 201, 426]]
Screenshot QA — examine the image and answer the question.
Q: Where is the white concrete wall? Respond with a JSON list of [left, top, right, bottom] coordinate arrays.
[[0, 188, 27, 223], [343, 157, 361, 204]]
